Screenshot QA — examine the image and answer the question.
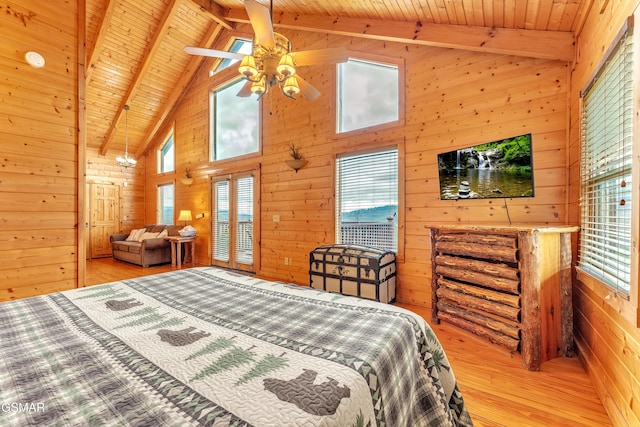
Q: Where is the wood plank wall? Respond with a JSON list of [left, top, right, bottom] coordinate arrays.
[[569, 1, 640, 426], [0, 0, 79, 301], [143, 29, 570, 308]]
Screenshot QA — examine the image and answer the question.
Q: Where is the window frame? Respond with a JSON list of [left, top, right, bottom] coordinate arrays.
[[209, 77, 262, 163], [210, 165, 261, 273], [576, 14, 639, 326], [157, 182, 175, 225], [333, 52, 405, 138], [332, 140, 405, 262], [157, 128, 175, 174], [209, 37, 253, 76]]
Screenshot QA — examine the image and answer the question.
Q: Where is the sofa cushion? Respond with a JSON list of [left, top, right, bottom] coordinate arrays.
[[146, 225, 166, 233], [113, 241, 141, 254]]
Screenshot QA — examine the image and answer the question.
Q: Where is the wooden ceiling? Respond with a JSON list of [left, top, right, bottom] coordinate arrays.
[[86, 0, 586, 159]]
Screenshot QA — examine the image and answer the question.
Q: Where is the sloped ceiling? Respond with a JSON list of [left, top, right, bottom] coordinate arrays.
[[85, 0, 586, 160]]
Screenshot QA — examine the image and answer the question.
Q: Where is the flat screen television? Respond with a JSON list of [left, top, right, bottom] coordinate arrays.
[[437, 133, 534, 200]]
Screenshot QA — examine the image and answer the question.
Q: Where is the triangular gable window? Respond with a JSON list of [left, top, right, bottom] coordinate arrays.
[[212, 39, 252, 75]]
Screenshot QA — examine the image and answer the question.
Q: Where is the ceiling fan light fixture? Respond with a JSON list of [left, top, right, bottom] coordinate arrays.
[[251, 75, 267, 95], [276, 54, 296, 78], [239, 55, 259, 79], [282, 76, 300, 98]]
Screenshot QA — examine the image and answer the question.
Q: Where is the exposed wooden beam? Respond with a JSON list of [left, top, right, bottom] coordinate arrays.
[[225, 9, 575, 61], [85, 0, 117, 83], [134, 22, 225, 158], [99, 0, 182, 156], [187, 0, 234, 31]]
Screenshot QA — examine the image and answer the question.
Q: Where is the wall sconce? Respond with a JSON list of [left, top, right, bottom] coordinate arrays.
[[285, 143, 307, 173], [180, 167, 193, 186], [285, 158, 307, 172]]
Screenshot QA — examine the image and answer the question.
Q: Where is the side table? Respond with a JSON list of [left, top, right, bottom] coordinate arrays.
[[166, 236, 197, 268]]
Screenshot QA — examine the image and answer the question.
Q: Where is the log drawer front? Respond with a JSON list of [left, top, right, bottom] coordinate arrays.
[[429, 225, 579, 371], [309, 244, 396, 303]]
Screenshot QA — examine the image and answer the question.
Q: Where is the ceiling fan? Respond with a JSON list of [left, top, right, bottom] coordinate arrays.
[[184, 0, 348, 101]]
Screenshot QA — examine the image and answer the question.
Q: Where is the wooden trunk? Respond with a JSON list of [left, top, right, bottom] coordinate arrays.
[[309, 244, 396, 303], [429, 224, 579, 371]]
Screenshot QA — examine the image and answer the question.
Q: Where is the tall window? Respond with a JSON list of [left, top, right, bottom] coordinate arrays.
[[336, 148, 398, 252], [578, 26, 633, 295], [337, 58, 400, 133], [210, 79, 260, 161], [157, 183, 174, 225], [158, 131, 174, 173]]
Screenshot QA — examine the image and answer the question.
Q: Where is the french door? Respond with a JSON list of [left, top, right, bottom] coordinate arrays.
[[211, 170, 260, 272]]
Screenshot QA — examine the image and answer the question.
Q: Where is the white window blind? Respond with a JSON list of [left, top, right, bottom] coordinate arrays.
[[579, 28, 633, 294], [213, 180, 230, 262], [336, 149, 398, 252], [235, 176, 253, 265]]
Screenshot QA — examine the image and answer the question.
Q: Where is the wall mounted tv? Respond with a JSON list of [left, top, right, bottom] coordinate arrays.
[[437, 133, 534, 200]]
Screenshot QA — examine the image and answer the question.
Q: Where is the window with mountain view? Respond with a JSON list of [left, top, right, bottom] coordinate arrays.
[[336, 148, 398, 252]]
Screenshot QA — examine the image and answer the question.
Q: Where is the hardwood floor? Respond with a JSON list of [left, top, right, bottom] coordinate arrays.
[[86, 258, 612, 427]]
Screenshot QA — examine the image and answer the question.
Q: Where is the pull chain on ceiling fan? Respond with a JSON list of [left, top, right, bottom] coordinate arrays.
[[184, 0, 348, 101]]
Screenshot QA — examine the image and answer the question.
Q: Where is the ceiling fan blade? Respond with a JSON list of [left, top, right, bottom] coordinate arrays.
[[292, 46, 349, 66], [237, 81, 254, 97], [183, 46, 245, 60], [245, 0, 275, 49], [297, 76, 321, 101]]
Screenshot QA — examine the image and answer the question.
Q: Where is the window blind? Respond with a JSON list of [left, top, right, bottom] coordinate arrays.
[[579, 29, 633, 294], [213, 180, 230, 262], [336, 149, 398, 252], [235, 176, 253, 265]]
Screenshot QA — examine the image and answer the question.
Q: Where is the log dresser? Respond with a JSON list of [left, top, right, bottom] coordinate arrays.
[[427, 224, 580, 371]]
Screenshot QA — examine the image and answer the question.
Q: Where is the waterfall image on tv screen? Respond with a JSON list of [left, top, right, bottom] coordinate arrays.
[[437, 133, 534, 200]]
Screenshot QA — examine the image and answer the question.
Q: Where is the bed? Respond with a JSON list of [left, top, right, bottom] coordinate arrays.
[[0, 267, 473, 426]]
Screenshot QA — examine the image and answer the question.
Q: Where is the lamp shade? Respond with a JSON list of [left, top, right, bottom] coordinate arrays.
[[238, 55, 258, 79], [276, 54, 296, 78], [251, 75, 267, 95], [282, 76, 300, 97], [178, 210, 192, 222]]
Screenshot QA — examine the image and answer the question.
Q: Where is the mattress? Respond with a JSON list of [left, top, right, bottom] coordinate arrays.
[[0, 267, 472, 426]]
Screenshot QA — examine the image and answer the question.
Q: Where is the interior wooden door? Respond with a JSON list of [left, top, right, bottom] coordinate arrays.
[[89, 183, 120, 258]]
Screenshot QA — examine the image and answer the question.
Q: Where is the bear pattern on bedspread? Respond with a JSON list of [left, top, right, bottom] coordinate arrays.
[[0, 267, 473, 427]]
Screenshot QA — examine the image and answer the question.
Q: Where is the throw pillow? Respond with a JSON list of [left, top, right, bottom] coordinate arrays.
[[157, 229, 169, 239], [138, 231, 160, 242], [126, 228, 144, 242]]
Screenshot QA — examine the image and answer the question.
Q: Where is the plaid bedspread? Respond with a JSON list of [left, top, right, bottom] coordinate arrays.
[[0, 267, 472, 426]]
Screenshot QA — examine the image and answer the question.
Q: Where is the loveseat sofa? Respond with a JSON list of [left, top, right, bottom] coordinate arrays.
[[110, 224, 181, 267]]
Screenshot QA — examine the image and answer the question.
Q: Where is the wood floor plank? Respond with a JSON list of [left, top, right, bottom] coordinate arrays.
[[86, 259, 613, 427]]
